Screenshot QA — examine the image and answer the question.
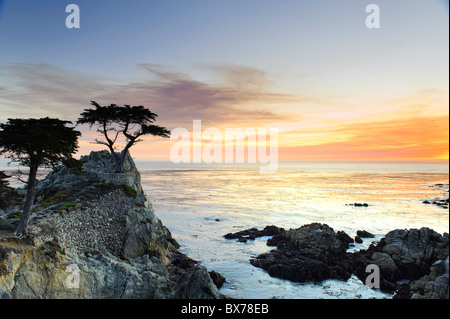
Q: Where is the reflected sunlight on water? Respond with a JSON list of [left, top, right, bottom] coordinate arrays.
[[2, 161, 448, 298], [139, 163, 448, 298]]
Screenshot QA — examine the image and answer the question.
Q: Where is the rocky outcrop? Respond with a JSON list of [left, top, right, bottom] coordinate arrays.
[[224, 225, 283, 243], [373, 228, 449, 299], [408, 257, 449, 299], [346, 203, 369, 207], [0, 151, 224, 299], [423, 183, 449, 209], [229, 223, 449, 299], [249, 223, 354, 283], [381, 228, 448, 278]]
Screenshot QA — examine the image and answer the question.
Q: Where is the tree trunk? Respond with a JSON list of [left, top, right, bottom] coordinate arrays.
[[112, 152, 122, 173], [14, 163, 38, 236], [118, 149, 129, 173], [118, 139, 135, 173]]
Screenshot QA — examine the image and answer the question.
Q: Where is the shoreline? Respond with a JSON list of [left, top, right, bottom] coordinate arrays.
[[222, 223, 449, 299], [1, 157, 449, 299], [144, 171, 448, 298]]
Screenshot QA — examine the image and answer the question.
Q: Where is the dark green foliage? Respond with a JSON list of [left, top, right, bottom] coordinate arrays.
[[0, 117, 80, 168], [40, 190, 69, 207], [37, 186, 60, 201], [123, 184, 137, 198], [0, 171, 13, 209], [63, 157, 83, 171], [57, 201, 77, 212], [78, 101, 170, 172], [45, 240, 65, 255], [0, 117, 81, 236], [0, 171, 9, 185], [0, 218, 13, 230], [97, 182, 115, 190], [0, 171, 21, 210]]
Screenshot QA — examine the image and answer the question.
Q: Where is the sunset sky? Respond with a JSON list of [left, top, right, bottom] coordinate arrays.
[[0, 0, 448, 162]]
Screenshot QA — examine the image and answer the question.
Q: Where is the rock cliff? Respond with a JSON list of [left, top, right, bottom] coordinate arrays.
[[0, 151, 224, 299]]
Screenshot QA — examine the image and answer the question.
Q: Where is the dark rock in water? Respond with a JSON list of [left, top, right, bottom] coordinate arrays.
[[234, 222, 449, 299], [435, 199, 449, 209], [357, 230, 375, 238], [359, 203, 369, 207], [381, 228, 448, 280], [224, 233, 238, 239], [249, 223, 354, 283], [170, 251, 198, 270], [371, 252, 399, 282], [423, 184, 449, 209], [347, 203, 369, 207], [354, 227, 449, 298], [337, 231, 354, 244], [223, 225, 284, 243], [407, 257, 449, 299], [209, 270, 226, 288], [355, 235, 363, 243], [393, 283, 411, 299]]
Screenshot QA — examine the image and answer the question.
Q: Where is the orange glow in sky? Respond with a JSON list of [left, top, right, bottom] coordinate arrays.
[[1, 1, 448, 163]]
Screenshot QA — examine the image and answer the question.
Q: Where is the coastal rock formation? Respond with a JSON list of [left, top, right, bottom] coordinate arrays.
[[408, 256, 449, 299], [0, 151, 224, 299], [346, 203, 369, 207], [374, 228, 449, 299], [423, 183, 449, 209], [229, 223, 449, 299], [249, 223, 354, 283], [224, 225, 283, 242]]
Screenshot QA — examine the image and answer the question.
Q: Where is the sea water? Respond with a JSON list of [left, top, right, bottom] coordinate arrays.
[[138, 161, 449, 299], [2, 161, 448, 298]]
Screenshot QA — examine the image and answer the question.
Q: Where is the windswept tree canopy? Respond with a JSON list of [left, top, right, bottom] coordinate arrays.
[[0, 171, 15, 210], [0, 117, 80, 167], [0, 117, 80, 236], [78, 101, 170, 172]]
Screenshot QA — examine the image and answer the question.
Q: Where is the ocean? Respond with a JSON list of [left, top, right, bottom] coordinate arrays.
[[2, 161, 449, 298], [137, 161, 449, 299]]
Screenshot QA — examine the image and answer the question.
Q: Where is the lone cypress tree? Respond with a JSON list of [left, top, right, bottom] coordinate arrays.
[[0, 117, 80, 236], [78, 101, 170, 173]]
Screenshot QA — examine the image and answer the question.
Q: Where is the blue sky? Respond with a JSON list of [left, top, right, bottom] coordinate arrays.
[[0, 1, 448, 161], [1, 0, 447, 81]]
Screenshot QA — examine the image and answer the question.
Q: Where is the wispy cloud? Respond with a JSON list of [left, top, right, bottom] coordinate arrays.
[[0, 62, 298, 129], [0, 62, 302, 158], [0, 63, 109, 120], [114, 63, 298, 128], [1, 62, 448, 161]]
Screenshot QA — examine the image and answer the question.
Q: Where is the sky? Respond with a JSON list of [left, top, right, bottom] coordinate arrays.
[[0, 0, 448, 162]]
